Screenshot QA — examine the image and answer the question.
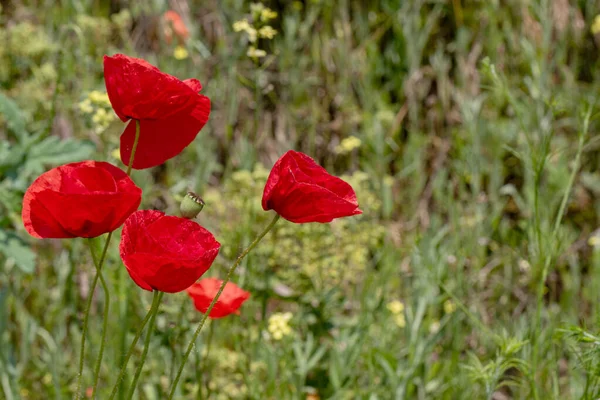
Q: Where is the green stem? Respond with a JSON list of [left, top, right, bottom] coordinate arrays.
[[126, 120, 141, 176], [107, 304, 154, 400], [168, 214, 281, 399], [75, 231, 113, 399], [531, 106, 590, 383], [75, 117, 141, 399], [126, 291, 164, 400], [87, 238, 112, 399], [201, 322, 215, 399]]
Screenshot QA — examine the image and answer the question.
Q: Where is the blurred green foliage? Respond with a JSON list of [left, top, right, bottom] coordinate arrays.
[[3, 0, 600, 399]]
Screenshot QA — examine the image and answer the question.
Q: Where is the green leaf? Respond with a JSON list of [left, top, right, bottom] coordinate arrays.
[[0, 92, 28, 138], [24, 135, 95, 175], [0, 229, 37, 273]]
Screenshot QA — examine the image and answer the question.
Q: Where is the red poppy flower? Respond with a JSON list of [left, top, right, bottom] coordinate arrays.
[[163, 10, 190, 44], [103, 54, 211, 169], [120, 210, 220, 293], [22, 161, 142, 238], [262, 150, 362, 223], [186, 278, 250, 318]]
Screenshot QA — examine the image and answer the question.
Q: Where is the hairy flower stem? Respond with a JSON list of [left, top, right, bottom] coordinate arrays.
[[168, 214, 281, 399], [75, 232, 113, 399], [126, 290, 164, 400], [107, 306, 154, 400], [87, 238, 112, 399], [74, 119, 141, 399]]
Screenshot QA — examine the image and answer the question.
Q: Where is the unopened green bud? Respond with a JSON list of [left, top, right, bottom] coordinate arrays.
[[180, 192, 205, 219]]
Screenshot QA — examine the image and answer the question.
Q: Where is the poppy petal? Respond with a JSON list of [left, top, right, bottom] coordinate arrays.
[[262, 150, 362, 223], [120, 95, 210, 169], [22, 161, 142, 239], [104, 54, 199, 121]]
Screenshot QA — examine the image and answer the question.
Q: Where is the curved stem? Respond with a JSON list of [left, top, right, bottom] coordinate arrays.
[[107, 306, 154, 400], [168, 214, 280, 399], [87, 239, 111, 399], [126, 120, 141, 176], [75, 232, 113, 399], [75, 118, 141, 399], [126, 291, 164, 400]]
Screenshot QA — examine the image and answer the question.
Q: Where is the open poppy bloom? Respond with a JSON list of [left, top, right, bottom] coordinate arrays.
[[103, 54, 211, 169], [262, 150, 362, 223], [186, 278, 250, 318], [120, 210, 220, 293], [22, 161, 142, 238]]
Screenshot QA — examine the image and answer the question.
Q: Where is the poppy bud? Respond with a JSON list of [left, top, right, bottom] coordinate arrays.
[[180, 191, 205, 219], [262, 150, 362, 223]]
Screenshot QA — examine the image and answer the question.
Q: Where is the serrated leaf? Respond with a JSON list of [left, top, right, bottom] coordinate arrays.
[[0, 92, 27, 138], [23, 136, 95, 175], [0, 140, 25, 171], [0, 229, 36, 273]]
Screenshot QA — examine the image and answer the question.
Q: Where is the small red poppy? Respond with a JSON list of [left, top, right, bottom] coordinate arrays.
[[163, 10, 190, 44], [22, 161, 142, 238], [262, 150, 362, 223], [186, 278, 250, 318], [120, 210, 220, 293], [103, 54, 211, 169]]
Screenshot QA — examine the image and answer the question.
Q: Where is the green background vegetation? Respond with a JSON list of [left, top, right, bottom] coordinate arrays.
[[3, 0, 600, 398]]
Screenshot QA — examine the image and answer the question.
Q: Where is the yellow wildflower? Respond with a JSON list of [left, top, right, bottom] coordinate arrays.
[[78, 99, 93, 114], [429, 320, 441, 334], [246, 27, 258, 42], [261, 8, 278, 21], [394, 313, 406, 328], [443, 300, 456, 314], [88, 90, 110, 105], [247, 46, 267, 58], [250, 3, 265, 14], [91, 108, 108, 125], [589, 235, 600, 248], [592, 15, 600, 35], [111, 148, 121, 161], [386, 300, 404, 315], [258, 25, 277, 39], [335, 136, 362, 154], [233, 19, 250, 32], [267, 312, 293, 340], [173, 45, 189, 60]]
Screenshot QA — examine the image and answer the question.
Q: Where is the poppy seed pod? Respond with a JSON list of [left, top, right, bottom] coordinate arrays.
[[180, 192, 205, 219]]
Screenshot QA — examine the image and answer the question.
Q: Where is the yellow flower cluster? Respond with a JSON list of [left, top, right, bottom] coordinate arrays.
[[592, 15, 600, 35], [232, 2, 278, 60], [387, 300, 406, 328], [77, 90, 116, 134], [335, 136, 362, 154], [267, 312, 293, 340]]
